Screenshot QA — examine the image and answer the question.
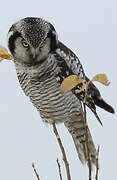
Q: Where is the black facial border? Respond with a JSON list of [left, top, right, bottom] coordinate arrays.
[[8, 31, 21, 54]]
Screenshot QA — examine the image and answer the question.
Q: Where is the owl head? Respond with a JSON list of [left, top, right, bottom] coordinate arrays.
[[7, 17, 58, 66]]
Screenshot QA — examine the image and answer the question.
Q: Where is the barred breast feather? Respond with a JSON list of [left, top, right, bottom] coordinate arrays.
[[16, 54, 82, 123], [15, 53, 96, 166], [17, 71, 81, 123]]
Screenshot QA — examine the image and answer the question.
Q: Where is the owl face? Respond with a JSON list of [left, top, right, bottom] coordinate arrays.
[[7, 17, 58, 66]]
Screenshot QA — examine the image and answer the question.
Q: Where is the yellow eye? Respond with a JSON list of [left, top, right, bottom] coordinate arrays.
[[22, 41, 29, 48]]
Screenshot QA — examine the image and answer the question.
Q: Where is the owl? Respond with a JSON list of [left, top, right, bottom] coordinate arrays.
[[7, 17, 114, 166]]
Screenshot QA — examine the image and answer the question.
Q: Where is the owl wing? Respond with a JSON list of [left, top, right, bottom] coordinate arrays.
[[55, 41, 85, 79], [55, 41, 114, 125]]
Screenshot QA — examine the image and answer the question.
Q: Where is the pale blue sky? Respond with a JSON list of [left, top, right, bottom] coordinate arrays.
[[0, 0, 116, 179]]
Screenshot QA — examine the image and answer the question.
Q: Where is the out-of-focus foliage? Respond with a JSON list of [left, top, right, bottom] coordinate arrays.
[[0, 45, 13, 60], [61, 74, 110, 93]]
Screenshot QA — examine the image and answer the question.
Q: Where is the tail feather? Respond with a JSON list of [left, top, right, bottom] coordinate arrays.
[[72, 129, 96, 165], [86, 76, 115, 114], [72, 136, 86, 164], [94, 97, 115, 114], [64, 114, 96, 166]]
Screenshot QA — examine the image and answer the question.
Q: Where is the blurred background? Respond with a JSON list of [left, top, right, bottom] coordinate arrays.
[[0, 0, 116, 179]]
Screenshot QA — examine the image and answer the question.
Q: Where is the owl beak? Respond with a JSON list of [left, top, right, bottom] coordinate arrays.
[[31, 48, 38, 60], [32, 52, 36, 59]]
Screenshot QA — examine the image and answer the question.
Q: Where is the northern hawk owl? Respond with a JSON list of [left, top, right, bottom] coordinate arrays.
[[7, 17, 114, 166]]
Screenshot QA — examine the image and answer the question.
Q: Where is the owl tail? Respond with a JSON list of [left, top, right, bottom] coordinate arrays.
[[64, 114, 96, 166], [86, 77, 115, 114]]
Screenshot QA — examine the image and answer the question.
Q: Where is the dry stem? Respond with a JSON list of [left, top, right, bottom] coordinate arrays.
[[83, 103, 92, 180], [83, 90, 92, 180], [95, 146, 100, 180], [53, 123, 71, 180], [57, 158, 63, 180], [32, 163, 41, 180]]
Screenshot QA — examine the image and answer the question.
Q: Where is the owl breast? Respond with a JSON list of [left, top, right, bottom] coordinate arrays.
[[16, 69, 81, 124]]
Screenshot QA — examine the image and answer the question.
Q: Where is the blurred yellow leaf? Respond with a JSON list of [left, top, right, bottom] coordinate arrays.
[[0, 45, 13, 60], [62, 73, 110, 94], [91, 74, 110, 86], [61, 75, 83, 92], [75, 74, 110, 93]]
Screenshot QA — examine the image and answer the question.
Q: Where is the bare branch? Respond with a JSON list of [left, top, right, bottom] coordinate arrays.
[[95, 146, 100, 180], [32, 163, 41, 180], [52, 123, 72, 180], [83, 91, 92, 180], [56, 158, 63, 180], [83, 103, 92, 180]]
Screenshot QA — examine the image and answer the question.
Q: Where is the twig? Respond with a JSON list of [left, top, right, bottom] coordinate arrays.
[[83, 103, 92, 180], [95, 146, 100, 180], [32, 163, 41, 180], [57, 158, 63, 180], [53, 123, 72, 180], [83, 90, 92, 180]]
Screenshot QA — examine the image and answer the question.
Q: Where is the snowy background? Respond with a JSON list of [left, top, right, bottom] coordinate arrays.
[[0, 0, 116, 179]]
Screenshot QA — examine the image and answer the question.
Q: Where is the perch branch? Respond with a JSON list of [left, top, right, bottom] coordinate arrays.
[[95, 146, 100, 180], [53, 123, 71, 180], [83, 103, 92, 180], [57, 158, 63, 180], [32, 163, 41, 180], [83, 90, 92, 180]]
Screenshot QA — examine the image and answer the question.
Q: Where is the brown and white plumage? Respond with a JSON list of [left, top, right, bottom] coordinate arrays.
[[7, 17, 114, 166]]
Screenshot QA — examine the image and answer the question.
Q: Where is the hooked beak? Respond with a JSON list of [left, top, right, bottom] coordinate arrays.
[[32, 52, 36, 59], [31, 48, 38, 60]]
